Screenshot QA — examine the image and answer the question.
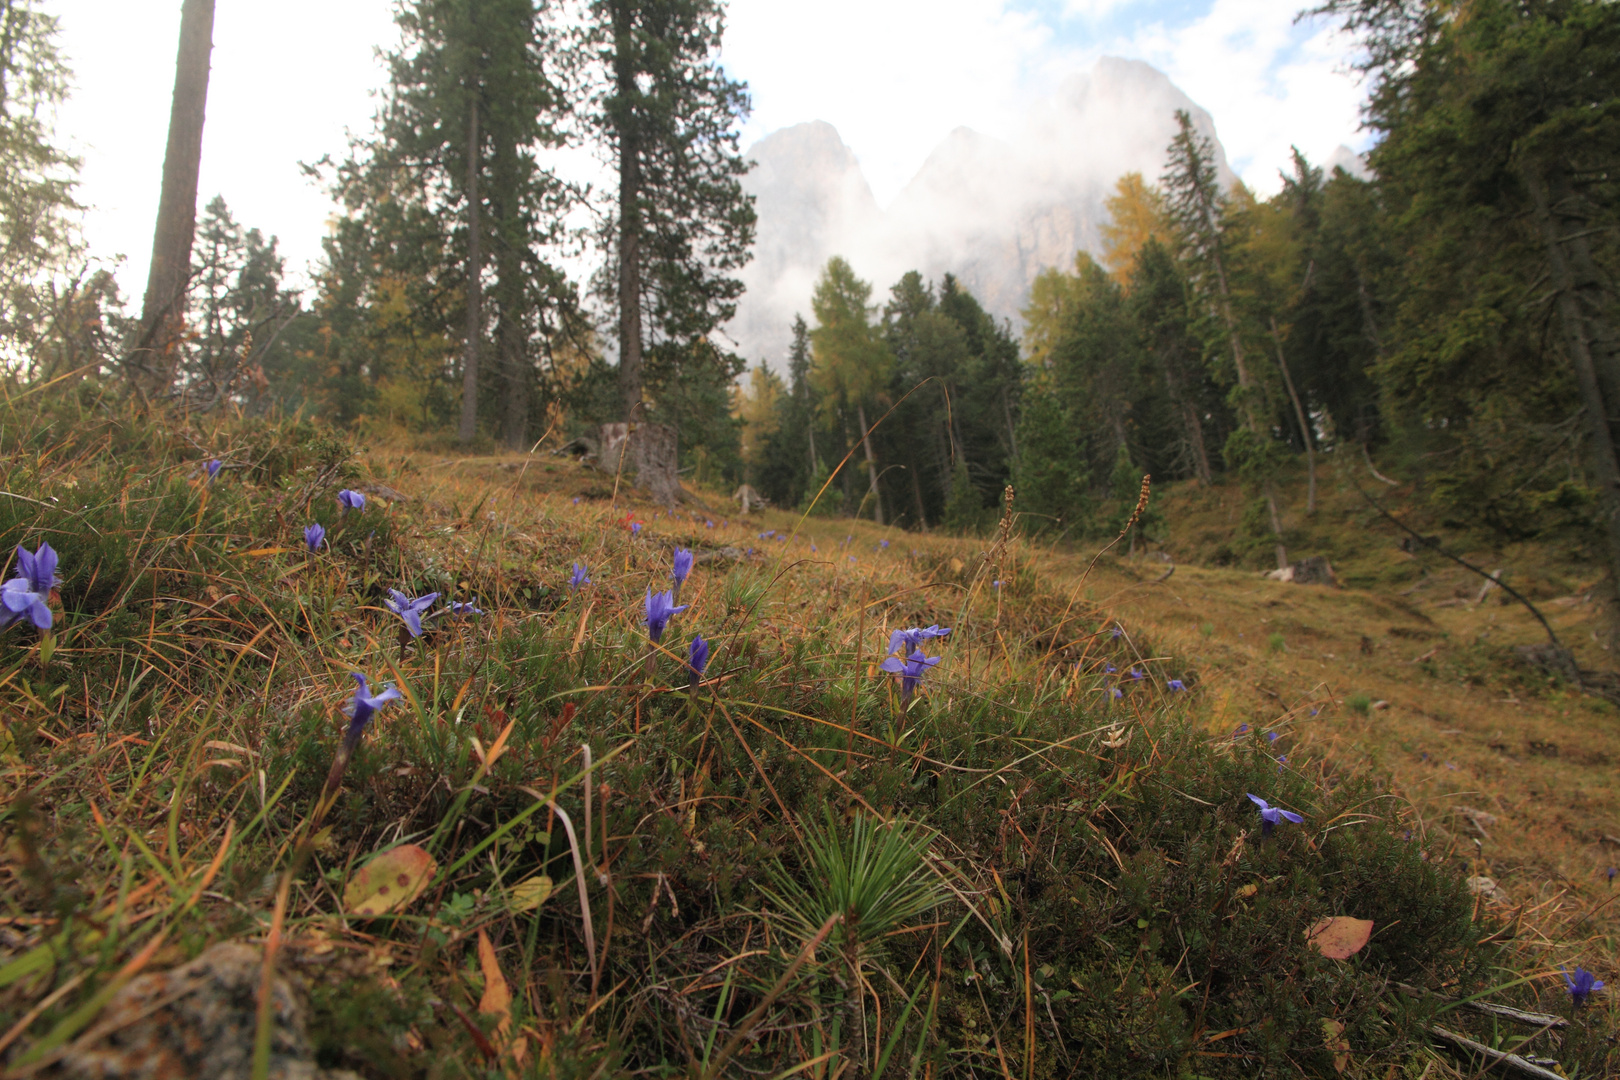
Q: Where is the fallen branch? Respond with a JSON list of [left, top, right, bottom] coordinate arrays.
[[1395, 983, 1567, 1029], [1429, 1025, 1563, 1079]]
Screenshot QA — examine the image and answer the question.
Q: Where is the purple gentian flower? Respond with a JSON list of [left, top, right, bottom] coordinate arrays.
[[705, 520, 714, 528], [1247, 794, 1303, 836], [992, 580, 1004, 589], [1, 542, 60, 630], [687, 633, 710, 690], [644, 589, 688, 643], [304, 523, 326, 552], [1128, 668, 1143, 680], [1168, 679, 1186, 691], [672, 548, 693, 585], [631, 522, 642, 535], [1111, 624, 1122, 639], [880, 539, 889, 549], [1110, 687, 1123, 700], [570, 562, 590, 589], [1564, 967, 1605, 1008], [1105, 664, 1116, 674], [1266, 731, 1280, 743], [384, 589, 439, 638], [206, 459, 222, 482], [888, 625, 951, 656], [1234, 724, 1250, 737], [346, 672, 403, 744], [338, 489, 366, 513], [879, 648, 942, 703], [1608, 867, 1617, 884], [572, 497, 580, 505], [450, 597, 483, 618]]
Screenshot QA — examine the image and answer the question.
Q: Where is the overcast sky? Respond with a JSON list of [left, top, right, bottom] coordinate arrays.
[[49, 0, 1369, 300]]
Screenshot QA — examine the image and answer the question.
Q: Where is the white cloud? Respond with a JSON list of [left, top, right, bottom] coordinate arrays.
[[1105, 0, 1369, 193], [723, 0, 1061, 207]]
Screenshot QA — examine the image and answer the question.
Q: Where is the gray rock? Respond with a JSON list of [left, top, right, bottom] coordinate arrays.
[[51, 943, 357, 1080]]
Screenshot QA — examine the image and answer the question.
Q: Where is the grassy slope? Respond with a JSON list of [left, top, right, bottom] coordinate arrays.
[[1115, 452, 1620, 958], [0, 402, 1613, 1078]]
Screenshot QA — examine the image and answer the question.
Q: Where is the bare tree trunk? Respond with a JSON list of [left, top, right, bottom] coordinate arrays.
[[1528, 166, 1620, 612], [855, 400, 884, 525], [910, 465, 929, 531], [133, 0, 214, 395], [1270, 315, 1315, 513], [458, 98, 482, 445], [613, 1, 642, 423], [1205, 208, 1287, 566]]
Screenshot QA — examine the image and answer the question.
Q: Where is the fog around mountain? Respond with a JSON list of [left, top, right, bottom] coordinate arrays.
[[723, 56, 1236, 367]]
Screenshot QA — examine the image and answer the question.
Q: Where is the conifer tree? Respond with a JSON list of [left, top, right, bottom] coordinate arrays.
[[323, 0, 570, 445], [810, 257, 891, 523], [0, 0, 84, 376], [1163, 109, 1289, 567], [592, 0, 755, 504]]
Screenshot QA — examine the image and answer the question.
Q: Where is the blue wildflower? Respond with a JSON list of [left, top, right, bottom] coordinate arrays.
[[570, 562, 590, 589], [1, 542, 59, 630], [572, 497, 581, 505], [346, 673, 403, 743], [338, 489, 366, 513], [1128, 667, 1144, 680], [1234, 724, 1250, 737], [206, 459, 222, 482], [1105, 664, 1116, 674], [1266, 731, 1280, 743], [1110, 687, 1123, 700], [705, 520, 714, 528], [880, 539, 889, 549], [992, 580, 1005, 589], [304, 523, 326, 552], [1111, 624, 1122, 639], [1564, 967, 1605, 1008], [384, 589, 439, 638], [644, 589, 688, 643], [450, 598, 484, 618], [1608, 867, 1617, 885], [879, 648, 942, 703], [672, 547, 694, 585], [631, 522, 642, 535], [1247, 794, 1303, 837], [888, 625, 951, 656], [687, 633, 710, 690], [1167, 679, 1186, 691]]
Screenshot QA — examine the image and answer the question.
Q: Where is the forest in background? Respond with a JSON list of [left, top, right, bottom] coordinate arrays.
[[3, 0, 1618, 573]]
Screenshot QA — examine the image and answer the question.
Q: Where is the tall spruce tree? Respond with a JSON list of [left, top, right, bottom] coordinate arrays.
[[592, 0, 755, 504], [319, 0, 569, 444], [810, 256, 891, 523], [1163, 109, 1289, 567], [0, 0, 83, 376]]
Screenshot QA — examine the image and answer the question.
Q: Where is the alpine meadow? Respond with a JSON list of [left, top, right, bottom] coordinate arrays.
[[4, 0, 1620, 1077]]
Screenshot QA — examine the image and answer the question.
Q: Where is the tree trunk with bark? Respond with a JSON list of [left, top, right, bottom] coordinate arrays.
[[458, 97, 482, 445], [1528, 165, 1620, 612], [855, 400, 884, 525], [132, 0, 215, 396], [1270, 316, 1315, 513]]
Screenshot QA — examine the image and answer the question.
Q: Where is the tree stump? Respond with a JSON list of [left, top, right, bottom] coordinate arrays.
[[628, 422, 680, 507]]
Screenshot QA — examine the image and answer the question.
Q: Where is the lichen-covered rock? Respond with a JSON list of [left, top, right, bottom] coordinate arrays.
[[52, 943, 357, 1080]]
